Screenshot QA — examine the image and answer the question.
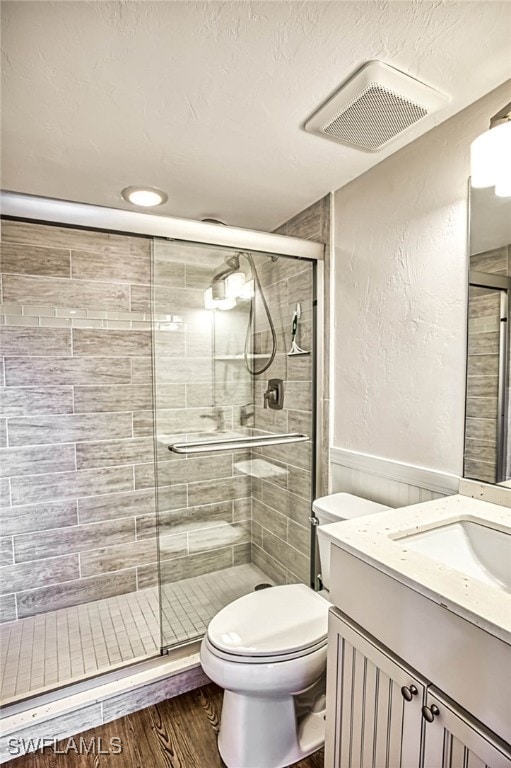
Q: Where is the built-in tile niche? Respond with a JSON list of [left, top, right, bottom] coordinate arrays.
[[0, 220, 158, 622]]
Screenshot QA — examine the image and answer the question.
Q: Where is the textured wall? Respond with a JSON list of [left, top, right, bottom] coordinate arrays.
[[333, 82, 511, 477], [0, 220, 157, 622]]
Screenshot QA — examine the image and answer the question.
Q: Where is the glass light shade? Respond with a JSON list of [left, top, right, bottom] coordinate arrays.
[[224, 271, 245, 298], [470, 121, 511, 189]]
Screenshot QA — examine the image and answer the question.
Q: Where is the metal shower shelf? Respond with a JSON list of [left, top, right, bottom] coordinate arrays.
[[168, 432, 309, 455]]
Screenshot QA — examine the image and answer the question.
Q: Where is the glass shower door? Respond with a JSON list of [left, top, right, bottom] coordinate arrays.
[[151, 239, 316, 651]]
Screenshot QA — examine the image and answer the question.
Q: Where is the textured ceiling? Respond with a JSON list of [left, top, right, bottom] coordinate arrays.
[[1, 1, 510, 230]]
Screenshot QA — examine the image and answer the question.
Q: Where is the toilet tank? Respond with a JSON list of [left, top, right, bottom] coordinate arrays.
[[314, 493, 389, 590]]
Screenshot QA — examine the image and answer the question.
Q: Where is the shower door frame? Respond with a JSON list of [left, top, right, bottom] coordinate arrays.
[[1, 191, 326, 589]]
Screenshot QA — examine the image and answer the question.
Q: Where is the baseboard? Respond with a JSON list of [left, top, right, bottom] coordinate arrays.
[[330, 447, 460, 496]]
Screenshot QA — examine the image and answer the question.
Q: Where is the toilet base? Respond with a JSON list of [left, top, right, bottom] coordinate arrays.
[[218, 689, 326, 768]]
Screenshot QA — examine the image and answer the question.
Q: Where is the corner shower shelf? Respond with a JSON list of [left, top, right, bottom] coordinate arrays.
[[168, 432, 309, 455]]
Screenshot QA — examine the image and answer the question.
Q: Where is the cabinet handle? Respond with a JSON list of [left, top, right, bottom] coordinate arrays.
[[401, 685, 418, 702], [422, 704, 440, 723]]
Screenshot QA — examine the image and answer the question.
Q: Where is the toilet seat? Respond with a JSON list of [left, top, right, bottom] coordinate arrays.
[[206, 583, 329, 662], [205, 633, 327, 664]]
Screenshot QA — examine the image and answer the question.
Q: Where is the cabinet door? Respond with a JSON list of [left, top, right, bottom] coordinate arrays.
[[422, 689, 511, 768], [325, 610, 426, 768]]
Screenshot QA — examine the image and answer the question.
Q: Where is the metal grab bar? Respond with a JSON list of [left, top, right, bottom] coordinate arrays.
[[168, 432, 309, 455]]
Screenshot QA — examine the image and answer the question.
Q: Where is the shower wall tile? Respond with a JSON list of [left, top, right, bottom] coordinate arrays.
[[188, 521, 251, 554], [158, 547, 233, 583], [0, 537, 13, 567], [0, 480, 10, 507], [131, 356, 152, 382], [151, 500, 234, 536], [76, 437, 154, 469], [1, 327, 71, 356], [11, 466, 134, 505], [153, 257, 186, 287], [0, 500, 78, 536], [8, 411, 133, 446], [13, 518, 135, 563], [77, 488, 155, 524], [0, 386, 74, 416], [155, 357, 213, 384], [150, 482, 188, 514], [252, 498, 287, 539], [187, 476, 250, 507], [130, 284, 151, 312], [4, 357, 132, 386], [0, 594, 16, 622], [72, 329, 151, 356], [0, 443, 76, 478], [2, 275, 131, 311], [79, 537, 158, 578], [73, 384, 153, 413], [71, 250, 150, 284], [150, 454, 233, 486], [251, 543, 287, 585], [0, 221, 157, 621], [0, 554, 79, 594], [155, 330, 186, 357], [132, 410, 154, 437], [16, 570, 138, 618], [1, 220, 132, 255], [0, 419, 6, 449], [0, 242, 71, 278]]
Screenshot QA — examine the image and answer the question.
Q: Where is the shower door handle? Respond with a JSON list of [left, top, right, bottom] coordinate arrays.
[[168, 432, 309, 454]]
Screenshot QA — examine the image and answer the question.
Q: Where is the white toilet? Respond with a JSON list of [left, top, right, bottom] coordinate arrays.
[[200, 492, 389, 768]]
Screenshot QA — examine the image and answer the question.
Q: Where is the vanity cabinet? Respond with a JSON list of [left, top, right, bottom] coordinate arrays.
[[325, 609, 511, 768]]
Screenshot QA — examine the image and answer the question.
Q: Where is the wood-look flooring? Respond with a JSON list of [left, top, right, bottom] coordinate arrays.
[[5, 684, 324, 768]]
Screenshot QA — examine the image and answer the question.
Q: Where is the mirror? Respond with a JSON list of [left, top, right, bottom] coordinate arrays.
[[464, 185, 511, 485]]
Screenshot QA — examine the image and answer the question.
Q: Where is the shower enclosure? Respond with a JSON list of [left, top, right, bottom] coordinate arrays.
[[151, 239, 318, 650], [0, 192, 323, 705]]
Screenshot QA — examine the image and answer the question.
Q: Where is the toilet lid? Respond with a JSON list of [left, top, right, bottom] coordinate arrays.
[[207, 584, 329, 658]]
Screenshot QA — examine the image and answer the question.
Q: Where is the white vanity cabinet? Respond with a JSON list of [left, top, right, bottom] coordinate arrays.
[[325, 609, 511, 768]]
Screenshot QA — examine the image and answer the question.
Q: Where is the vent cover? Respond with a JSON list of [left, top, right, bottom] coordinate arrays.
[[305, 61, 448, 153]]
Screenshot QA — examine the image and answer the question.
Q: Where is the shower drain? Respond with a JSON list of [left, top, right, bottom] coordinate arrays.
[[254, 583, 272, 591]]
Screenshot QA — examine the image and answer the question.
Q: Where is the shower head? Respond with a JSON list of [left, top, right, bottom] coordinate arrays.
[[209, 253, 243, 300]]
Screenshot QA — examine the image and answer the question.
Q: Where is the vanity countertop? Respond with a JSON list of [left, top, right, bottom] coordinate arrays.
[[321, 494, 511, 645]]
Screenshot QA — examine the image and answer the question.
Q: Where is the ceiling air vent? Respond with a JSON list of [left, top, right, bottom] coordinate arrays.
[[305, 61, 448, 153]]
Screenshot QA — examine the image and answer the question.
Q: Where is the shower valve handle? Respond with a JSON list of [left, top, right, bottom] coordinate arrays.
[[263, 379, 284, 410]]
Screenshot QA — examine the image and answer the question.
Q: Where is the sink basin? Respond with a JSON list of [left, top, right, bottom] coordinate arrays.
[[397, 520, 511, 592]]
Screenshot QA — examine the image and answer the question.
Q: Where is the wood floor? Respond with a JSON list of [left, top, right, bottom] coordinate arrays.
[[5, 684, 325, 768]]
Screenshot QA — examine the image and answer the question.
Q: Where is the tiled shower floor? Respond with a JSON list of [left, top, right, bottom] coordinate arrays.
[[0, 563, 271, 705]]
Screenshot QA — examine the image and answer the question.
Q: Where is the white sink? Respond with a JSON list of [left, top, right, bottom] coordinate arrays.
[[396, 520, 511, 592], [323, 494, 511, 740]]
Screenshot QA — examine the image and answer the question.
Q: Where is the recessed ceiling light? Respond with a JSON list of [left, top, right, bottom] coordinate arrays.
[[121, 186, 168, 207]]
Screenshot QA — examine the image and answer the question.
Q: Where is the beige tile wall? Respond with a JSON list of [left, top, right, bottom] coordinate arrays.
[[0, 220, 158, 622]]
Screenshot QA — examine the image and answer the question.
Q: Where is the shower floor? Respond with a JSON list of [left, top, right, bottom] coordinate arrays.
[[0, 563, 271, 705]]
